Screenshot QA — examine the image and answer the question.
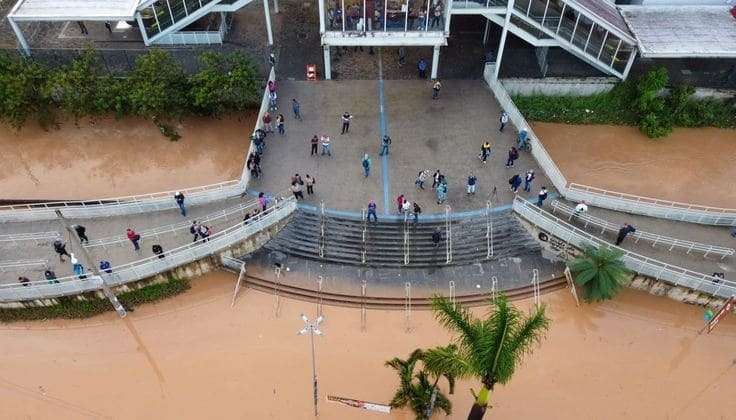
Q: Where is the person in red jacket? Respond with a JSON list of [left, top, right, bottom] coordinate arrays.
[[126, 228, 140, 251]]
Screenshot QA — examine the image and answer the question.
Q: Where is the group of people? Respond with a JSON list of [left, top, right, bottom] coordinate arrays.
[[327, 0, 444, 32], [413, 169, 448, 205], [290, 173, 316, 200]]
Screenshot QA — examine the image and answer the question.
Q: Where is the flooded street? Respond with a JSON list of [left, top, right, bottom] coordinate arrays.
[[0, 272, 734, 419]]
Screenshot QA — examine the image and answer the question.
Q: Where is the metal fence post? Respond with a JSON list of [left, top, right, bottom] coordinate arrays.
[[445, 205, 452, 264]]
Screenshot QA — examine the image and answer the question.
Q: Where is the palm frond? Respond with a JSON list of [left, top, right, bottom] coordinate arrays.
[[431, 295, 479, 348], [495, 304, 550, 384], [422, 344, 473, 380]]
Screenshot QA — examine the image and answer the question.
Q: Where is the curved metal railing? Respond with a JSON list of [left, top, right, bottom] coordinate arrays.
[[0, 197, 296, 303], [550, 200, 735, 259], [513, 197, 736, 299]]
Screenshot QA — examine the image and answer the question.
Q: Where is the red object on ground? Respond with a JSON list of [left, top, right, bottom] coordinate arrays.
[[306, 64, 317, 81], [731, 6, 736, 19]]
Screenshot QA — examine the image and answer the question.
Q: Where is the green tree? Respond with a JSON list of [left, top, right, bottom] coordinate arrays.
[[636, 67, 672, 138], [424, 295, 550, 420], [189, 51, 260, 116], [385, 349, 454, 419], [126, 49, 189, 119], [0, 53, 54, 129], [50, 47, 105, 119], [568, 246, 630, 302]]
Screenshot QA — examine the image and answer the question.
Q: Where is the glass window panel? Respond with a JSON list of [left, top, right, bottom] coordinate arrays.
[[140, 6, 161, 36], [598, 33, 620, 64], [153, 2, 174, 33], [542, 0, 563, 32], [571, 15, 592, 50], [613, 44, 633, 73]]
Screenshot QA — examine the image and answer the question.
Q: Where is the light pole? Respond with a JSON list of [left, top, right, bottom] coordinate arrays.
[[298, 313, 324, 417]]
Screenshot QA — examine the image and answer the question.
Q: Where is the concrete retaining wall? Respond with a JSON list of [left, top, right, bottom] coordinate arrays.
[[501, 77, 736, 99], [0, 214, 292, 309]]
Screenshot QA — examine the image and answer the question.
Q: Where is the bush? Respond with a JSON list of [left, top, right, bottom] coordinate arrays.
[[190, 51, 260, 116], [514, 68, 736, 138], [0, 277, 191, 322], [126, 49, 190, 119], [0, 53, 55, 129]]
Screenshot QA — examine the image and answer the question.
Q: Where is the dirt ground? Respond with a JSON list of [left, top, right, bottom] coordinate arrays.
[[0, 113, 255, 201], [534, 122, 736, 209], [1, 272, 734, 419]]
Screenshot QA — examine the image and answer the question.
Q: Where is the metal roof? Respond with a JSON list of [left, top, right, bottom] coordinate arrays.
[[620, 6, 736, 58], [8, 0, 140, 21], [570, 0, 633, 40]]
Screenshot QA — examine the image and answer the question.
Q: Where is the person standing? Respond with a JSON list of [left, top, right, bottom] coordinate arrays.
[[367, 200, 378, 223], [291, 182, 304, 200], [321, 135, 332, 156], [341, 112, 353, 134], [413, 202, 422, 223], [126, 228, 141, 251], [198, 224, 211, 242], [305, 174, 315, 195], [310, 135, 319, 156], [72, 224, 89, 243], [615, 223, 637, 246], [401, 199, 412, 215], [537, 187, 548, 206], [432, 170, 441, 189], [467, 173, 477, 195], [258, 192, 268, 212], [263, 112, 273, 133], [499, 111, 509, 132], [416, 169, 431, 189], [523, 170, 535, 192], [77, 21, 88, 35], [99, 260, 113, 274], [292, 98, 302, 121], [432, 229, 441, 247], [397, 194, 406, 214], [417, 58, 428, 79], [379, 135, 392, 156], [436, 181, 448, 204], [506, 146, 519, 168], [174, 191, 186, 216], [53, 239, 71, 262], [291, 173, 304, 186], [104, 21, 113, 33], [398, 47, 406, 66], [190, 221, 200, 242], [70, 255, 86, 279], [479, 141, 492, 163], [432, 79, 442, 100], [509, 174, 522, 193], [276, 114, 285, 135], [362, 154, 372, 177]]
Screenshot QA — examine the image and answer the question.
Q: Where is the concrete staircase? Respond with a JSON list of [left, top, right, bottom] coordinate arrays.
[[264, 210, 541, 268]]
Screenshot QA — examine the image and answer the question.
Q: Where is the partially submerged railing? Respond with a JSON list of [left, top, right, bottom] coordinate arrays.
[[0, 197, 296, 303], [513, 197, 736, 299], [551, 200, 735, 259]]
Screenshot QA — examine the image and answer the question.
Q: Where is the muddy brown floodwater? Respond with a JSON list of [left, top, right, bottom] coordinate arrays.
[[0, 272, 735, 419], [0, 113, 255, 201], [533, 122, 736, 209]]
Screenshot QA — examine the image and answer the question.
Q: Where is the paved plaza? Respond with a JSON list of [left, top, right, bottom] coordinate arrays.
[[249, 74, 551, 214]]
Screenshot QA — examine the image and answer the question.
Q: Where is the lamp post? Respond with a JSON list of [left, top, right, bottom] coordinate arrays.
[[298, 313, 324, 417]]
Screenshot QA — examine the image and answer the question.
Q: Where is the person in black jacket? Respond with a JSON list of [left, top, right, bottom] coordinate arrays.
[[615, 224, 636, 246], [73, 224, 89, 243]]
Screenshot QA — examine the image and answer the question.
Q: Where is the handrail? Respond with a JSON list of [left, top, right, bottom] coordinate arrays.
[[484, 67, 569, 193], [550, 200, 735, 259], [0, 231, 61, 243], [0, 259, 49, 271], [0, 198, 297, 302], [513, 197, 736, 299], [566, 183, 736, 226], [0, 179, 244, 222], [81, 191, 291, 248]]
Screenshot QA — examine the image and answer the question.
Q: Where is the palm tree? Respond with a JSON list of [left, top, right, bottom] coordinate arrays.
[[569, 246, 630, 302], [385, 349, 454, 419], [424, 295, 550, 420]]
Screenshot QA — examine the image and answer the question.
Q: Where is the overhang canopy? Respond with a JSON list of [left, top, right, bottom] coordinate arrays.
[[620, 6, 736, 58], [8, 0, 140, 22]]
